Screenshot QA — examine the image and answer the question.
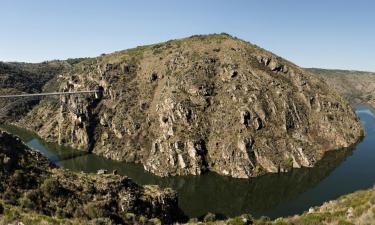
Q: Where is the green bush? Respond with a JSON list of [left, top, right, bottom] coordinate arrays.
[[84, 202, 108, 219], [273, 219, 293, 225], [73, 206, 86, 218], [3, 188, 18, 205], [138, 215, 147, 224], [148, 218, 161, 225], [370, 195, 375, 205], [228, 217, 246, 225], [19, 194, 35, 209], [89, 217, 116, 225], [55, 207, 67, 219], [9, 170, 26, 187], [40, 178, 61, 197], [65, 199, 76, 216], [122, 212, 135, 223], [203, 212, 216, 222], [338, 220, 354, 225], [300, 213, 326, 225]]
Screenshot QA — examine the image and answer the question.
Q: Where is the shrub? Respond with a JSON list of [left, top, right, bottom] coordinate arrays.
[[73, 206, 86, 218], [203, 212, 216, 222], [89, 217, 116, 225], [148, 218, 161, 225], [2, 188, 18, 205], [0, 202, 4, 214], [369, 195, 375, 205], [65, 199, 76, 216], [9, 170, 26, 187], [84, 202, 109, 219], [273, 219, 293, 225], [138, 215, 147, 223], [228, 217, 246, 225], [55, 207, 67, 219], [338, 220, 354, 225], [19, 194, 35, 209], [40, 178, 61, 197], [122, 212, 135, 223], [300, 213, 326, 225]]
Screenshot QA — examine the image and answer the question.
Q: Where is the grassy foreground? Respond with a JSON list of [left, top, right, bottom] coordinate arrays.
[[2, 185, 375, 224]]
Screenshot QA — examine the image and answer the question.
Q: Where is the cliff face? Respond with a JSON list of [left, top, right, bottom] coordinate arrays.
[[18, 34, 363, 178]]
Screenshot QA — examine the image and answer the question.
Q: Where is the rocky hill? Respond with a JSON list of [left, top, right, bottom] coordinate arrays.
[[306, 68, 375, 109], [0, 130, 184, 224], [17, 34, 363, 179]]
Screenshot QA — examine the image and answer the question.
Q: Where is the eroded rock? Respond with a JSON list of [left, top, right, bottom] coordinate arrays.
[[17, 34, 363, 179]]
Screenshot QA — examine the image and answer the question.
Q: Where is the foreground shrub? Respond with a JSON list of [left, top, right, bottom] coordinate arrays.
[[40, 178, 62, 197]]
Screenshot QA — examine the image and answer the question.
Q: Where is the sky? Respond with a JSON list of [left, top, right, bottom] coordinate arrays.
[[1, 0, 375, 71]]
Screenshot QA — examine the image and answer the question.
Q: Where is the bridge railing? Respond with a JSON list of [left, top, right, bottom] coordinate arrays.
[[0, 89, 103, 118], [0, 90, 100, 99]]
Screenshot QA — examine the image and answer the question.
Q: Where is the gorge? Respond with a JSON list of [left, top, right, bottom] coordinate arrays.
[[1, 34, 373, 225]]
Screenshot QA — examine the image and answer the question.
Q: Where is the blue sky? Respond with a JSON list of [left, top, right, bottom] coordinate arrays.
[[1, 0, 374, 71]]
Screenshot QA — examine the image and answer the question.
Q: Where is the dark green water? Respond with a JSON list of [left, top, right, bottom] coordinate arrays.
[[1, 105, 375, 219]]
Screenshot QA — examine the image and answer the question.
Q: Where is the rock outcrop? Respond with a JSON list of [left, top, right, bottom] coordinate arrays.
[[18, 34, 363, 178], [0, 130, 184, 224]]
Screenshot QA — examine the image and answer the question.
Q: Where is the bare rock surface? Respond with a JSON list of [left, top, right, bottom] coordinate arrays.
[[18, 34, 363, 178]]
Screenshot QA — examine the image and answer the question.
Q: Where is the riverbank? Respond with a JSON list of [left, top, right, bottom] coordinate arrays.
[[3, 184, 375, 225], [0, 105, 374, 221], [0, 130, 185, 224]]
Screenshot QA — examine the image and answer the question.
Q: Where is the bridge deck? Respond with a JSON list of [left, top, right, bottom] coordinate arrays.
[[0, 90, 99, 98]]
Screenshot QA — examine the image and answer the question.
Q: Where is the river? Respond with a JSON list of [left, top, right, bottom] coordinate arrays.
[[1, 105, 374, 219]]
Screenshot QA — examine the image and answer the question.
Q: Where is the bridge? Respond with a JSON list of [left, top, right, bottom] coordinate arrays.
[[0, 88, 103, 118], [0, 90, 100, 99]]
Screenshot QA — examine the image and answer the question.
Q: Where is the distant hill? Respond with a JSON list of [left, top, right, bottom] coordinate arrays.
[[306, 68, 375, 109], [0, 61, 73, 120]]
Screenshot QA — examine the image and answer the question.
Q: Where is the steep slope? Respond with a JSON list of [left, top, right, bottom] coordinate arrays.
[[0, 130, 184, 224], [306, 68, 375, 109], [18, 34, 363, 178], [0, 61, 72, 121]]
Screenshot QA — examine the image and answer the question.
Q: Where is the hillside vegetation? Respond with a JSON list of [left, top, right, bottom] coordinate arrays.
[[0, 61, 71, 121], [0, 130, 184, 225], [306, 68, 375, 109]]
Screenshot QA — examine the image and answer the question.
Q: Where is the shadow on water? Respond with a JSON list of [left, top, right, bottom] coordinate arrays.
[[1, 105, 374, 219]]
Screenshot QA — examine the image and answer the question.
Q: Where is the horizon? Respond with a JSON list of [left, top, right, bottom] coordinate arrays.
[[2, 0, 375, 71]]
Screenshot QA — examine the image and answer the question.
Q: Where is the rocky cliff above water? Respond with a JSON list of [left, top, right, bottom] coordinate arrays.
[[18, 34, 363, 178]]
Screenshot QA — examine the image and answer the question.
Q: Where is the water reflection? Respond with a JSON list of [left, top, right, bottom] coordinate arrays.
[[1, 105, 374, 219]]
